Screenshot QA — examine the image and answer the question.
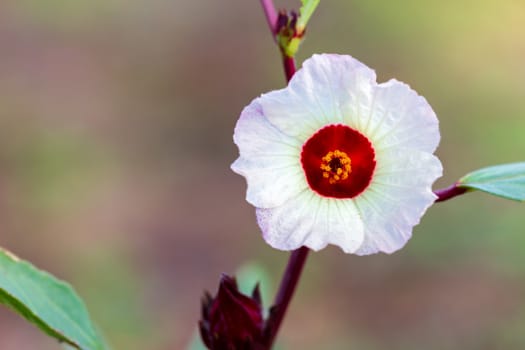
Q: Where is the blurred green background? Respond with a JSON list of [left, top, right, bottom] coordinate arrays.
[[0, 0, 524, 349]]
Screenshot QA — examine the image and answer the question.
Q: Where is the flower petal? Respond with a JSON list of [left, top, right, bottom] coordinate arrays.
[[259, 54, 377, 141], [362, 79, 440, 153], [353, 149, 442, 255], [256, 191, 365, 253], [231, 99, 307, 208]]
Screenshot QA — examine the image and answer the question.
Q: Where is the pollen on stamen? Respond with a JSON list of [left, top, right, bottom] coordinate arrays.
[[319, 150, 352, 185]]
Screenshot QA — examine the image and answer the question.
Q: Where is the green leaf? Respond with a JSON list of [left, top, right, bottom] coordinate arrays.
[[0, 248, 108, 350], [458, 162, 525, 201], [297, 0, 321, 33]]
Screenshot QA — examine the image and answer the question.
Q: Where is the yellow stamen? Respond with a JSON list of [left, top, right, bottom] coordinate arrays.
[[319, 150, 352, 184]]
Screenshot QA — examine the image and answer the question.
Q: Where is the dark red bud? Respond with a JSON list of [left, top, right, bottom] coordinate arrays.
[[199, 275, 264, 350]]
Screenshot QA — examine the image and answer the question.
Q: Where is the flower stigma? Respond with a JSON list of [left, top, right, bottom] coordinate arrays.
[[320, 150, 352, 184]]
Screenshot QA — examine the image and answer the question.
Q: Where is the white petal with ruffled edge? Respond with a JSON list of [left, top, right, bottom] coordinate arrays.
[[231, 99, 307, 209], [259, 54, 377, 141], [361, 79, 440, 153], [353, 149, 442, 255], [256, 191, 365, 253]]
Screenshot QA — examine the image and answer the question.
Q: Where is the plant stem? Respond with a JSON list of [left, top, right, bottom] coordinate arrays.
[[260, 0, 278, 34], [434, 183, 468, 202], [262, 246, 310, 349], [283, 55, 296, 83]]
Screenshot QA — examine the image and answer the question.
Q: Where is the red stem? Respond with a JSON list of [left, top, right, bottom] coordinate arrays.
[[262, 247, 310, 348], [434, 183, 468, 202], [283, 56, 296, 83]]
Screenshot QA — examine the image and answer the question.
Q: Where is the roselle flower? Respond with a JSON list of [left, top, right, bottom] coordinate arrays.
[[199, 275, 264, 350], [232, 54, 442, 254]]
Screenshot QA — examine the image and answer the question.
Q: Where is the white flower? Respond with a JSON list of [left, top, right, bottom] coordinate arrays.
[[231, 54, 442, 255]]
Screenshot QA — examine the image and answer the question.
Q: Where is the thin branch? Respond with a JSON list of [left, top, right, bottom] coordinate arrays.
[[262, 246, 310, 349], [434, 183, 468, 202], [259, 0, 279, 35], [282, 55, 296, 83]]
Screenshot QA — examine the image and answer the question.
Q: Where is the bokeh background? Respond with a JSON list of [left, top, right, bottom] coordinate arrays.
[[1, 0, 524, 349]]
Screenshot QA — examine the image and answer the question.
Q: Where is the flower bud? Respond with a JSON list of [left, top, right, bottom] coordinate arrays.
[[199, 274, 264, 350], [276, 10, 303, 57]]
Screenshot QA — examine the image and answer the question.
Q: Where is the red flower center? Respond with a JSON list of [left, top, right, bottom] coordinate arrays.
[[301, 124, 376, 198]]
